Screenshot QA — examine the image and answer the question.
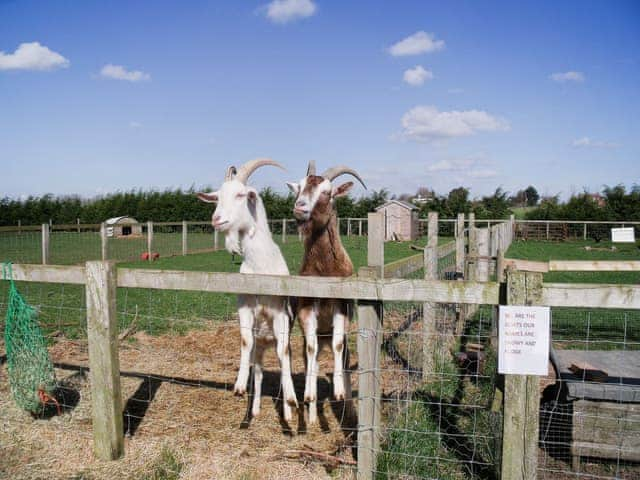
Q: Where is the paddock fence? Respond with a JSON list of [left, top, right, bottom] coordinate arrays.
[[2, 213, 639, 479], [515, 220, 640, 242]]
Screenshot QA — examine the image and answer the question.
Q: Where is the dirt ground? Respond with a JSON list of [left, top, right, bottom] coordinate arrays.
[[0, 319, 415, 480]]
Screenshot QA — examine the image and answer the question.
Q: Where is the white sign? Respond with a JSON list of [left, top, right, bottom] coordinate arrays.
[[498, 306, 550, 376], [611, 227, 635, 243]]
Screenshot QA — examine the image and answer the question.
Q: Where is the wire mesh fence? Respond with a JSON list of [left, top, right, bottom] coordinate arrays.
[[538, 307, 640, 480], [515, 221, 640, 242], [0, 227, 43, 264]]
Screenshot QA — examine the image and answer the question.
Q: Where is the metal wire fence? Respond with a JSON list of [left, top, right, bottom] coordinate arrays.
[[538, 307, 640, 480], [515, 221, 640, 242]]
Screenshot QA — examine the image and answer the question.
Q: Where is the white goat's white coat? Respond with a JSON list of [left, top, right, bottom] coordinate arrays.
[[198, 162, 297, 422]]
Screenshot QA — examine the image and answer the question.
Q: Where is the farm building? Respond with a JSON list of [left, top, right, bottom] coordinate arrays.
[[375, 200, 419, 241], [105, 216, 142, 238]]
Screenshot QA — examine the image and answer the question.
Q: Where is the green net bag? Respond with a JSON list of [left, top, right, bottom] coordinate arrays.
[[3, 263, 57, 414]]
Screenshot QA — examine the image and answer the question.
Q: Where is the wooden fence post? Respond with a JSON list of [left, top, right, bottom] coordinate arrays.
[[41, 223, 49, 265], [476, 228, 489, 282], [423, 212, 438, 378], [367, 211, 384, 278], [214, 229, 219, 250], [100, 222, 108, 261], [18, 219, 21, 234], [347, 218, 352, 237], [147, 221, 153, 260], [85, 261, 124, 460], [182, 220, 188, 255], [501, 269, 543, 480], [456, 213, 465, 274], [282, 218, 287, 244], [546, 221, 550, 240], [357, 210, 384, 480], [77, 217, 81, 233], [583, 223, 587, 240], [359, 219, 363, 236]]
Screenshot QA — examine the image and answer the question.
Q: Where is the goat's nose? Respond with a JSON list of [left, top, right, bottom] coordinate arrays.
[[295, 200, 306, 208], [213, 215, 221, 224]]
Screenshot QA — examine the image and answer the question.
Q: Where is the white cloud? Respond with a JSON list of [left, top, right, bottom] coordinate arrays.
[[572, 137, 619, 149], [263, 0, 317, 24], [100, 64, 150, 82], [550, 71, 585, 83], [0, 42, 69, 71], [388, 31, 445, 56], [403, 65, 433, 86], [398, 105, 510, 142]]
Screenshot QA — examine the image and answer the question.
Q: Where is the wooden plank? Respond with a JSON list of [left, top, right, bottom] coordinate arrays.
[[549, 260, 640, 272], [542, 283, 640, 309], [423, 242, 437, 378], [501, 270, 543, 480], [368, 211, 384, 277], [0, 225, 43, 232], [85, 261, 124, 460], [357, 299, 383, 480], [438, 240, 456, 259], [117, 268, 500, 304], [503, 258, 549, 273], [9, 263, 86, 284], [383, 253, 423, 278]]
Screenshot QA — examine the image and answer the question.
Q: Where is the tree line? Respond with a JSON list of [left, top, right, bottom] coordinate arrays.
[[1, 184, 638, 227]]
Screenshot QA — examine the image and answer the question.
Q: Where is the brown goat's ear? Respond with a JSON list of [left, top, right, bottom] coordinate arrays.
[[247, 189, 258, 202], [332, 181, 353, 198], [197, 192, 218, 203]]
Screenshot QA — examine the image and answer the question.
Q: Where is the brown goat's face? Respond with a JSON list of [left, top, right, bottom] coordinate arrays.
[[287, 176, 354, 226]]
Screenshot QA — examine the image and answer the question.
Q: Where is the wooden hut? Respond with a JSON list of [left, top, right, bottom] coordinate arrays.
[[105, 216, 142, 238], [375, 200, 419, 241]]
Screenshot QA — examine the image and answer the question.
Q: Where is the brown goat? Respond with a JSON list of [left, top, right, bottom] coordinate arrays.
[[287, 161, 366, 424]]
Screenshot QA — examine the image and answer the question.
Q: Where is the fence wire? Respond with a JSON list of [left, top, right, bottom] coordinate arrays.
[[538, 307, 640, 480]]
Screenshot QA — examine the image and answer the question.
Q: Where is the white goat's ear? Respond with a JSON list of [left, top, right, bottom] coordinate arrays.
[[332, 181, 353, 198], [286, 182, 300, 195], [197, 191, 219, 203]]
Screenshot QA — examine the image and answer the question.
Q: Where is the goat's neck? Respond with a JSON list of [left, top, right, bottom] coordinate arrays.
[[301, 212, 353, 276], [238, 224, 289, 275]]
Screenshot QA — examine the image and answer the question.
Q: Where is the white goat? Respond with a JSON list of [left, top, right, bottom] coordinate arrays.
[[197, 158, 297, 422], [286, 161, 366, 424]]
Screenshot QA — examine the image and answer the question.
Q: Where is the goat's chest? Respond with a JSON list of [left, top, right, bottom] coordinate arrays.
[[253, 306, 275, 342]]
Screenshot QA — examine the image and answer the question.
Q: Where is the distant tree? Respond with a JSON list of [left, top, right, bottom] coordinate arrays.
[[524, 186, 540, 206], [447, 187, 471, 214]]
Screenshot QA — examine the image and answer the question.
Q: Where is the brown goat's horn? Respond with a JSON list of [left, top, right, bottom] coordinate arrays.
[[321, 166, 367, 189], [233, 158, 285, 184], [306, 160, 316, 176]]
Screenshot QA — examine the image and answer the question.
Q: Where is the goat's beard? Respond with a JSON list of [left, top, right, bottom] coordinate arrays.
[[224, 231, 242, 255]]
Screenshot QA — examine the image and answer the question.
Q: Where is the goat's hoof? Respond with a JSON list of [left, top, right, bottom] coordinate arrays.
[[233, 386, 246, 397], [252, 407, 261, 418], [286, 396, 298, 408], [304, 394, 316, 403], [334, 392, 345, 401]]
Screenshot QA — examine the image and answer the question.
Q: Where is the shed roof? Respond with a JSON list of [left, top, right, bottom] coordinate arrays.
[[375, 200, 418, 211], [105, 216, 138, 225]]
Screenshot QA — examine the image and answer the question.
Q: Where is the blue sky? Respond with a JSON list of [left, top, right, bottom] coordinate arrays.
[[1, 0, 639, 200]]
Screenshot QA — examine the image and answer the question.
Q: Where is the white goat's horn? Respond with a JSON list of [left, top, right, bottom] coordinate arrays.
[[321, 166, 367, 189], [306, 160, 316, 176], [233, 158, 285, 184], [225, 166, 237, 181]]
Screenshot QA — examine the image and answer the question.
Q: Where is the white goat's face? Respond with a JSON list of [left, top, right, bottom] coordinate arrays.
[[197, 180, 258, 233], [287, 176, 353, 223]]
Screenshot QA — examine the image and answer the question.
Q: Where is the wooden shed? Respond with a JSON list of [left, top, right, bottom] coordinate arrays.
[[105, 216, 142, 238], [375, 200, 419, 241]]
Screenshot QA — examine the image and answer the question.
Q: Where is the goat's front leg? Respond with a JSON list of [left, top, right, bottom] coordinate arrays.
[[300, 306, 319, 424], [274, 311, 298, 422], [332, 312, 349, 400], [234, 304, 254, 396], [251, 343, 265, 418]]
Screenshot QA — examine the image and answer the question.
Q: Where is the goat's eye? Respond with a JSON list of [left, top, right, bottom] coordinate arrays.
[[321, 191, 330, 196], [236, 193, 247, 199]]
